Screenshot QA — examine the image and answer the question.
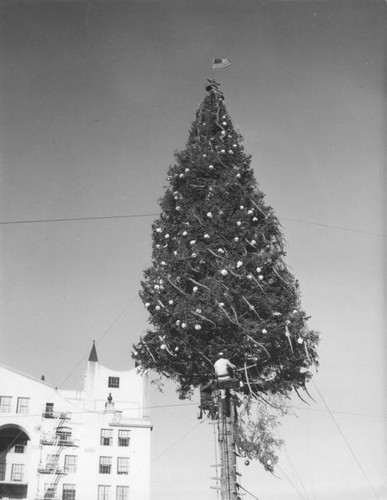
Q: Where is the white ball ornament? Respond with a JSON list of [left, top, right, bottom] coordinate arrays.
[[234, 237, 239, 242], [160, 344, 166, 350], [203, 154, 207, 157], [220, 269, 228, 276], [221, 149, 225, 153], [233, 144, 237, 148], [218, 302, 225, 307], [251, 239, 256, 245], [240, 205, 244, 210], [181, 323, 187, 329], [145, 302, 150, 308], [253, 217, 258, 221], [196, 308, 202, 313], [191, 253, 197, 258], [207, 212, 213, 218], [175, 206, 181, 211], [237, 221, 242, 226], [236, 173, 241, 178], [190, 240, 196, 245], [237, 261, 243, 268], [204, 234, 210, 239], [185, 168, 190, 172], [155, 305, 160, 311], [195, 325, 202, 330], [175, 347, 179, 352], [168, 300, 174, 305], [156, 228, 162, 233], [256, 267, 262, 273], [262, 329, 267, 334], [297, 338, 304, 344], [176, 320, 181, 325], [218, 248, 224, 254], [182, 231, 188, 236], [259, 275, 264, 281], [209, 165, 214, 170], [193, 286, 198, 292], [248, 210, 253, 215], [247, 274, 252, 280], [179, 173, 184, 178], [165, 234, 170, 239]]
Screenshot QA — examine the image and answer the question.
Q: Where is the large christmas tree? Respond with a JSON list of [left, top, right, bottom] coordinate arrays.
[[133, 80, 319, 408]]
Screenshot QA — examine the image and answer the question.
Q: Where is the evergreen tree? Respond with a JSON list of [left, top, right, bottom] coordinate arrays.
[[133, 80, 319, 413]]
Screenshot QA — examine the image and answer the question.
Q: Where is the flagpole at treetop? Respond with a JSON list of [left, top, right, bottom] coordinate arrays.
[[211, 57, 232, 81]]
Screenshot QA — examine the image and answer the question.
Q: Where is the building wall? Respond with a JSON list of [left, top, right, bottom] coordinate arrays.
[[0, 356, 151, 500]]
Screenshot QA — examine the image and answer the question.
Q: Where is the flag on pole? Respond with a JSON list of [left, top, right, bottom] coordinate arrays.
[[212, 58, 231, 69]]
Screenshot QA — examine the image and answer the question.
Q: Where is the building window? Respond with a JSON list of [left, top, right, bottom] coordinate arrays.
[[117, 457, 129, 475], [43, 484, 56, 499], [0, 462, 5, 481], [63, 483, 76, 500], [64, 455, 77, 473], [0, 396, 12, 413], [117, 486, 129, 500], [98, 485, 110, 500], [16, 397, 30, 414], [118, 430, 130, 447], [44, 402, 54, 418], [46, 454, 58, 470], [56, 427, 72, 444], [99, 456, 112, 474], [108, 377, 120, 388], [100, 429, 113, 446], [14, 440, 27, 453], [11, 464, 24, 482]]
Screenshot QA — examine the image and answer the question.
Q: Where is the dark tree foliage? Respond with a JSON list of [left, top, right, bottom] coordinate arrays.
[[132, 82, 319, 402]]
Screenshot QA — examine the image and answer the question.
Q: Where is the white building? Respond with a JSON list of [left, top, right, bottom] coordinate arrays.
[[0, 343, 152, 500]]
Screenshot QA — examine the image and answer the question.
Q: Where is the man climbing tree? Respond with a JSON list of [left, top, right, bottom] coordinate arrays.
[[132, 80, 319, 473]]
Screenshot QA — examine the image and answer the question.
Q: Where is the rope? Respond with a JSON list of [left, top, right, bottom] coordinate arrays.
[[312, 381, 380, 500]]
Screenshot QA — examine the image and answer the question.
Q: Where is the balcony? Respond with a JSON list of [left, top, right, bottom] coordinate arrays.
[[37, 465, 66, 475], [40, 438, 78, 447], [42, 411, 70, 420]]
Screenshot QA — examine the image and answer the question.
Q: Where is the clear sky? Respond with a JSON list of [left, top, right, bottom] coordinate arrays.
[[0, 1, 385, 499]]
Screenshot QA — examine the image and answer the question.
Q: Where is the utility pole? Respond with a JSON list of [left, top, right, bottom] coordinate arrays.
[[217, 392, 238, 500]]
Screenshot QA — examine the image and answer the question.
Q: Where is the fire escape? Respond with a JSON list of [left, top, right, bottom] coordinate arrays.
[[36, 411, 77, 500]]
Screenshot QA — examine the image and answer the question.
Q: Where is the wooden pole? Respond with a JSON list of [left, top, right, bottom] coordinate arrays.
[[217, 391, 238, 500]]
